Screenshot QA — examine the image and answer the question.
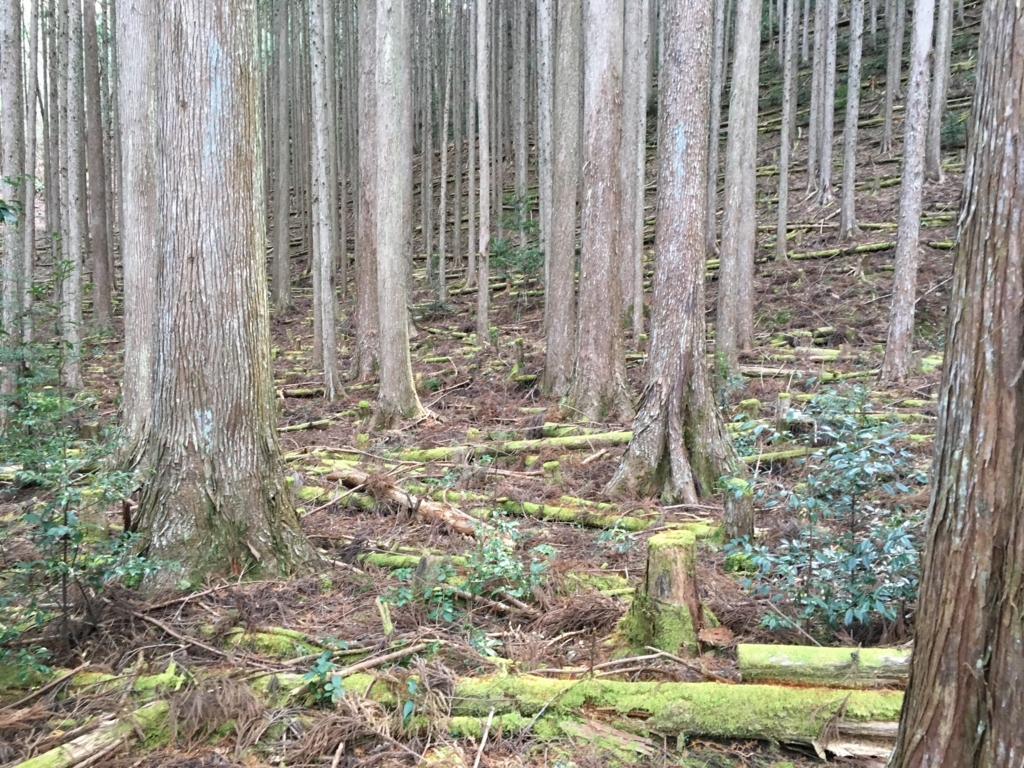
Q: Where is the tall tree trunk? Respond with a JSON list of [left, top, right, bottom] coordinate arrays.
[[541, 0, 580, 397], [881, 0, 905, 154], [83, 0, 112, 329], [22, 0, 40, 346], [566, 0, 630, 422], [309, 0, 341, 399], [839, 0, 864, 239], [815, 0, 839, 204], [923, 0, 952, 181], [62, 0, 86, 390], [137, 0, 315, 581], [880, 0, 933, 382], [807, 0, 825, 190], [536, 0, 553, 331], [0, 0, 25, 412], [706, 0, 728, 258], [475, 0, 490, 342], [776, 0, 797, 260], [890, 0, 1024, 758], [354, 0, 380, 379], [716, 0, 760, 370], [620, 0, 651, 345], [273, 0, 292, 314], [437, 3, 455, 302], [513, 0, 527, 249], [465, 0, 477, 290], [374, 0, 423, 424], [608, 0, 754, 539], [117, 0, 158, 463]]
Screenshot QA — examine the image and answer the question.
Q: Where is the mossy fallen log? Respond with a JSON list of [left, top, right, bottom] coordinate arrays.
[[390, 431, 634, 462], [12, 701, 169, 768], [737, 644, 911, 688], [450, 674, 903, 758]]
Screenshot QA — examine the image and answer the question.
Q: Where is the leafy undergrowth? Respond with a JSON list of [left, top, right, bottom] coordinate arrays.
[[0, 24, 977, 768]]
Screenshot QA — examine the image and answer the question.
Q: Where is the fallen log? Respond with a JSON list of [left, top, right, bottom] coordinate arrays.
[[13, 701, 168, 768], [737, 644, 911, 689], [324, 467, 481, 537], [448, 674, 903, 759], [391, 431, 634, 462]]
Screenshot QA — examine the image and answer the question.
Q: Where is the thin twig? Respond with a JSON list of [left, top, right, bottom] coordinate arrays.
[[645, 647, 736, 684], [473, 708, 496, 768]]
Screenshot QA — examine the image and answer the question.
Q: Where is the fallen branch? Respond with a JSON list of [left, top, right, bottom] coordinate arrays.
[[737, 644, 911, 689]]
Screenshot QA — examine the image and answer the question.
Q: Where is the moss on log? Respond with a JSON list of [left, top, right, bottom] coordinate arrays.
[[737, 644, 911, 688], [391, 431, 634, 462]]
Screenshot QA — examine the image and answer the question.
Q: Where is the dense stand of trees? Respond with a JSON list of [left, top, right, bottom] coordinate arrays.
[[3, 0, 1023, 752]]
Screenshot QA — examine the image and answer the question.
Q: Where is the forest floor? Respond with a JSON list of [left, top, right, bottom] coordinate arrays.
[[0, 20, 980, 768]]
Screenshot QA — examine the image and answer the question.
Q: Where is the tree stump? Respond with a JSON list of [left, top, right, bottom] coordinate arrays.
[[621, 531, 704, 656]]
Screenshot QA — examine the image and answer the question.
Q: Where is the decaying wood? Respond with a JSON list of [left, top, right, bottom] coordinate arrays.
[[738, 644, 911, 688], [324, 466, 481, 536]]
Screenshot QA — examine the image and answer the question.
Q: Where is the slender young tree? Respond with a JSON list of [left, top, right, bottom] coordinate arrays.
[[716, 0, 760, 369], [541, 0, 580, 396], [881, 0, 933, 381], [436, 2, 455, 302], [374, 0, 423, 424], [475, 0, 491, 342], [839, 0, 865, 239], [706, 0, 728, 257], [890, 0, 1024, 758], [536, 0, 554, 327], [117, 0, 158, 462], [136, 0, 315, 579], [0, 0, 25, 413], [609, 0, 753, 541], [22, 0, 40, 345], [566, 0, 630, 421]]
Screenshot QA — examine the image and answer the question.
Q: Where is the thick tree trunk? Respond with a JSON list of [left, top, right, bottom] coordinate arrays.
[[354, 0, 380, 380], [83, 0, 113, 330], [815, 0, 839, 204], [0, 0, 25, 413], [374, 0, 423, 425], [137, 0, 315, 580], [880, 0, 933, 382], [117, 0, 158, 464], [609, 0, 753, 539], [716, 0, 760, 370], [465, 0, 476, 290], [541, 0, 580, 398], [891, 0, 1024, 759], [566, 0, 630, 422], [839, 0, 864, 239], [923, 0, 952, 181]]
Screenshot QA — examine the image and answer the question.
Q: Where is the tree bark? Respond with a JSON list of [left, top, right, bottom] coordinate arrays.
[[815, 0, 839, 204], [706, 0, 728, 257], [881, 0, 906, 154], [137, 0, 315, 580], [609, 0, 752, 538], [776, 0, 797, 260], [923, 0, 952, 181], [272, 0, 292, 315], [880, 0, 933, 382], [716, 0, 760, 370], [566, 0, 630, 422], [354, 0, 380, 380], [21, 0, 39, 346], [536, 0, 554, 331], [83, 0, 113, 329], [0, 0, 25, 413], [890, 0, 1024, 759], [541, 0, 581, 398], [309, 0, 341, 400], [437, 4, 455, 302], [117, 0, 158, 464], [374, 0, 423, 425], [475, 0, 491, 342], [839, 0, 864, 239]]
